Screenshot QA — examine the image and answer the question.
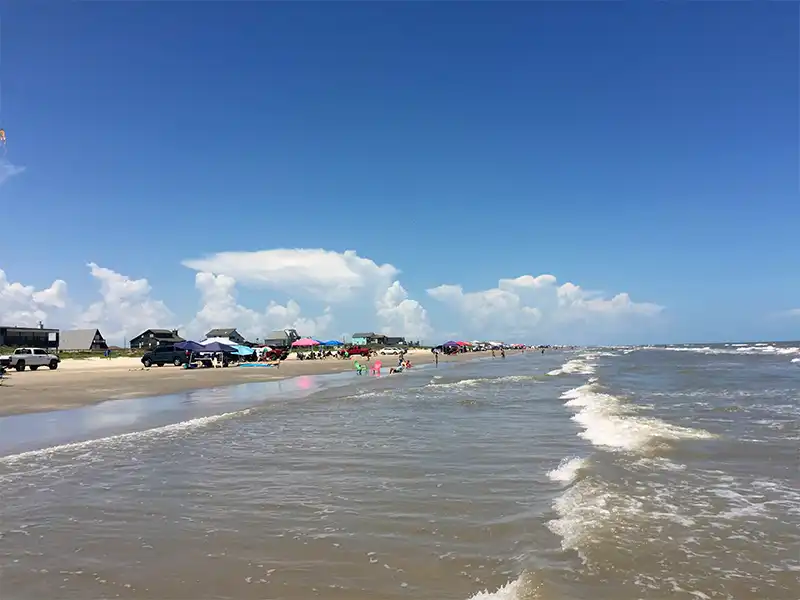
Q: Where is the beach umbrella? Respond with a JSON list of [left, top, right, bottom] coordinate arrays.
[[230, 344, 256, 356], [175, 341, 205, 352], [201, 341, 236, 353], [292, 338, 320, 347]]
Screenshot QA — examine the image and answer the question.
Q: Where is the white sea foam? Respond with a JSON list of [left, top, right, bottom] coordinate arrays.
[[547, 359, 596, 377], [0, 409, 252, 466], [548, 456, 588, 484], [467, 578, 524, 600], [466, 572, 548, 600], [547, 477, 645, 556], [657, 345, 799, 357], [560, 384, 716, 453], [427, 374, 542, 391]]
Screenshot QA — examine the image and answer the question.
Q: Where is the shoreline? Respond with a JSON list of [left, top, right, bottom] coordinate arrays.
[[0, 350, 518, 418]]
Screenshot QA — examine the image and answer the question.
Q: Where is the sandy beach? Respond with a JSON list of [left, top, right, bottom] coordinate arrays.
[[0, 350, 498, 416]]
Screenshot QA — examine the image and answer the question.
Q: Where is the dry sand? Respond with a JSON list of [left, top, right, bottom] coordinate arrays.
[[0, 350, 497, 417]]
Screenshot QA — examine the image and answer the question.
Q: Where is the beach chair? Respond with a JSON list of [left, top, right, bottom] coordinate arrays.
[[354, 361, 366, 375], [370, 360, 382, 375]]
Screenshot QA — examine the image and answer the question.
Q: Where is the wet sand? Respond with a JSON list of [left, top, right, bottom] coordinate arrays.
[[0, 350, 493, 416]]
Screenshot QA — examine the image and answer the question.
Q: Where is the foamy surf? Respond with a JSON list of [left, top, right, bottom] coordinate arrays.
[[560, 384, 716, 453], [467, 578, 523, 600], [0, 408, 252, 465], [466, 571, 548, 600], [548, 456, 589, 484], [547, 358, 596, 376]]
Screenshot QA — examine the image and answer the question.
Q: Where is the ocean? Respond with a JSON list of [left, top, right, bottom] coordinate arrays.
[[0, 344, 798, 600]]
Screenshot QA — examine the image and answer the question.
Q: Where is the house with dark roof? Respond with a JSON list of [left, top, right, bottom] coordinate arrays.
[[385, 336, 407, 346], [351, 332, 388, 345], [204, 328, 247, 345], [263, 329, 300, 348], [0, 325, 59, 349], [129, 329, 184, 350], [59, 329, 109, 351]]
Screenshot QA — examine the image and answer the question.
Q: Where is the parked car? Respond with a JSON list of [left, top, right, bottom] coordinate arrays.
[[379, 347, 403, 355], [345, 345, 372, 357], [262, 348, 289, 361], [141, 344, 190, 368], [0, 347, 60, 371]]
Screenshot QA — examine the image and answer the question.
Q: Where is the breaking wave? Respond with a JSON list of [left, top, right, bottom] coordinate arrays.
[[560, 383, 716, 453]]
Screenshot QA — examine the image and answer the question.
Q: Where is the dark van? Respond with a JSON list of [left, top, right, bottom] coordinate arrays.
[[141, 344, 189, 368]]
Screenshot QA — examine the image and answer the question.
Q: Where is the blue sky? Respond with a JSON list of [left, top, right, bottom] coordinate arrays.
[[0, 2, 797, 345]]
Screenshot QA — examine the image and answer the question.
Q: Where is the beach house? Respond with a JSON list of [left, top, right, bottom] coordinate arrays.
[[351, 332, 388, 345], [129, 329, 184, 350], [0, 324, 60, 349], [204, 328, 248, 345], [263, 329, 300, 348], [59, 329, 110, 351]]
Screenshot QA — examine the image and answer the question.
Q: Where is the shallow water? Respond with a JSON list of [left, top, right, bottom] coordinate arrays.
[[1, 345, 798, 599]]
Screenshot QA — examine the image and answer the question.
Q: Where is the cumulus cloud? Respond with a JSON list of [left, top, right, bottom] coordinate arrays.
[[182, 247, 432, 339], [427, 273, 663, 340], [182, 248, 399, 301], [188, 271, 333, 341], [2, 253, 667, 346], [0, 269, 69, 327], [73, 263, 175, 344], [375, 281, 433, 341], [0, 159, 25, 186]]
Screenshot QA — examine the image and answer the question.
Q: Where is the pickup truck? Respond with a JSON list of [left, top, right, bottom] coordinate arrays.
[[345, 345, 372, 358], [141, 344, 191, 368], [0, 348, 60, 371]]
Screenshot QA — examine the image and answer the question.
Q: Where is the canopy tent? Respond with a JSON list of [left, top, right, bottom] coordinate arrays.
[[201, 336, 236, 346], [175, 341, 206, 352], [201, 341, 236, 353], [321, 340, 343, 346], [292, 338, 319, 347]]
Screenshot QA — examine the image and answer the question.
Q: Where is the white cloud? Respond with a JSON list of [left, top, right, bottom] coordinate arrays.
[[783, 308, 800, 317], [2, 254, 668, 347], [183, 248, 432, 340], [182, 248, 399, 301], [0, 269, 69, 327], [73, 263, 175, 344], [188, 272, 333, 341], [375, 281, 433, 341], [0, 159, 25, 186], [427, 273, 663, 340]]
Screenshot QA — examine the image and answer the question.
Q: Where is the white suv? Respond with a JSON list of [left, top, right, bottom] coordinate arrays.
[[379, 347, 403, 355], [1, 348, 61, 371]]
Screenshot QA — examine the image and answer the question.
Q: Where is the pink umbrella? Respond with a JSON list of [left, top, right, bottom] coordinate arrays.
[[292, 338, 320, 347]]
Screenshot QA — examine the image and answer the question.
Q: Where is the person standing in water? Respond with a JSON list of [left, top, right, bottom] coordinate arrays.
[[500, 348, 506, 359]]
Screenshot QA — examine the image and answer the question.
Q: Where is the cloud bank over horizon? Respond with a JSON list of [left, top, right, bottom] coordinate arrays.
[[0, 248, 663, 345]]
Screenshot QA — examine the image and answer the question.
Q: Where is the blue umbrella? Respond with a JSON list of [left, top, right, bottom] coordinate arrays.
[[202, 341, 236, 353], [176, 341, 205, 352], [231, 344, 256, 356], [323, 340, 343, 346]]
